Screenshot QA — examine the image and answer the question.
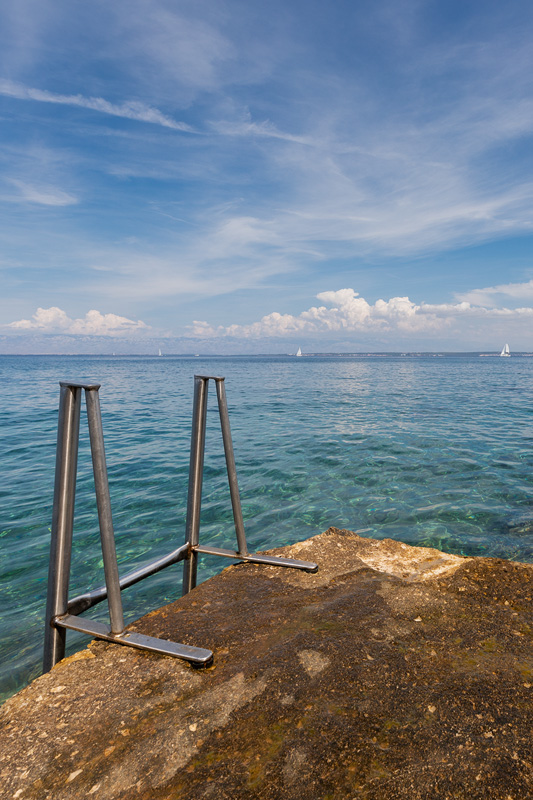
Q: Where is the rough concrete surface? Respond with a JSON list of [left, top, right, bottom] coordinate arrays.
[[1, 528, 532, 799]]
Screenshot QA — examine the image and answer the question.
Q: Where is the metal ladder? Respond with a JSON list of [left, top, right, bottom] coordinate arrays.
[[43, 376, 318, 672]]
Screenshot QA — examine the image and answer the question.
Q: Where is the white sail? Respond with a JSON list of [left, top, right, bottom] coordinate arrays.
[[500, 343, 510, 357], [158, 348, 162, 356], [296, 347, 302, 357]]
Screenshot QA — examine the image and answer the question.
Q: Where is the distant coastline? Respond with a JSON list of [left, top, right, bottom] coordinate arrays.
[[1, 351, 533, 358]]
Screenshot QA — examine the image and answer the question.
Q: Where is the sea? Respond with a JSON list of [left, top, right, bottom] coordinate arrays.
[[1, 353, 532, 703]]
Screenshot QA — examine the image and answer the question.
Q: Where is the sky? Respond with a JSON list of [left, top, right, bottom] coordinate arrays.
[[1, 0, 533, 353]]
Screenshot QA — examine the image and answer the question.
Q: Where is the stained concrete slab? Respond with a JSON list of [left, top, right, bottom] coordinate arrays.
[[1, 528, 532, 799]]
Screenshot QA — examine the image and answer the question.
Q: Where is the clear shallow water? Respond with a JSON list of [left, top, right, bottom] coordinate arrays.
[[1, 354, 532, 702]]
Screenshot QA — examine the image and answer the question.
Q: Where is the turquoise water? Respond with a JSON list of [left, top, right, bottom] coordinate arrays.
[[1, 354, 532, 702]]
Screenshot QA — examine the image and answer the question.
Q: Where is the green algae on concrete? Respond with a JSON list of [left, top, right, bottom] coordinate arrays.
[[1, 528, 532, 799]]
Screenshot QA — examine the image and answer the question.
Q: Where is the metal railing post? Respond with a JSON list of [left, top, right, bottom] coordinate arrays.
[[43, 384, 82, 672], [215, 378, 248, 556], [85, 387, 125, 635], [182, 376, 209, 595]]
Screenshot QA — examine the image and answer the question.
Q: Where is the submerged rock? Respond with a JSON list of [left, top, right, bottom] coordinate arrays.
[[1, 528, 532, 799]]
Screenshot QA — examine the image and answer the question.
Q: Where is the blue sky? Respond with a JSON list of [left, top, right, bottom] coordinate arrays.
[[1, 0, 532, 353]]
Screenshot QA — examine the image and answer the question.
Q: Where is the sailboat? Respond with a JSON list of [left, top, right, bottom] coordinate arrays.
[[500, 343, 510, 357], [296, 347, 302, 357], [158, 348, 162, 357]]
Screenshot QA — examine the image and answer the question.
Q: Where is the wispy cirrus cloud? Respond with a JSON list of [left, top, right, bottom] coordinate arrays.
[[7, 307, 150, 336], [0, 79, 195, 131], [212, 115, 316, 146], [6, 178, 77, 206]]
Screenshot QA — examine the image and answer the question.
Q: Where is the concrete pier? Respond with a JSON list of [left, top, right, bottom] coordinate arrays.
[[1, 528, 532, 799]]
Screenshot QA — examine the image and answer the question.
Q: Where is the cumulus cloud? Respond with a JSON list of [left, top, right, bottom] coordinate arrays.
[[190, 288, 533, 339], [456, 279, 533, 307], [0, 79, 194, 131], [8, 307, 150, 336]]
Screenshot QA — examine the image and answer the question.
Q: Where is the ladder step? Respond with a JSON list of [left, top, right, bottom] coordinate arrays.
[[55, 615, 213, 666], [194, 545, 318, 573]]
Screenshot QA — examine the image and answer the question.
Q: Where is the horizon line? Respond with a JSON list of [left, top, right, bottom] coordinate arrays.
[[1, 351, 533, 358]]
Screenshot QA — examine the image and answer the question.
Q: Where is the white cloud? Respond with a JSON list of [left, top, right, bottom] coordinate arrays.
[[190, 288, 533, 339], [0, 79, 194, 131], [7, 178, 77, 206], [119, 6, 236, 95], [200, 20, 533, 258], [456, 279, 533, 307], [7, 307, 150, 336], [212, 116, 315, 146]]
